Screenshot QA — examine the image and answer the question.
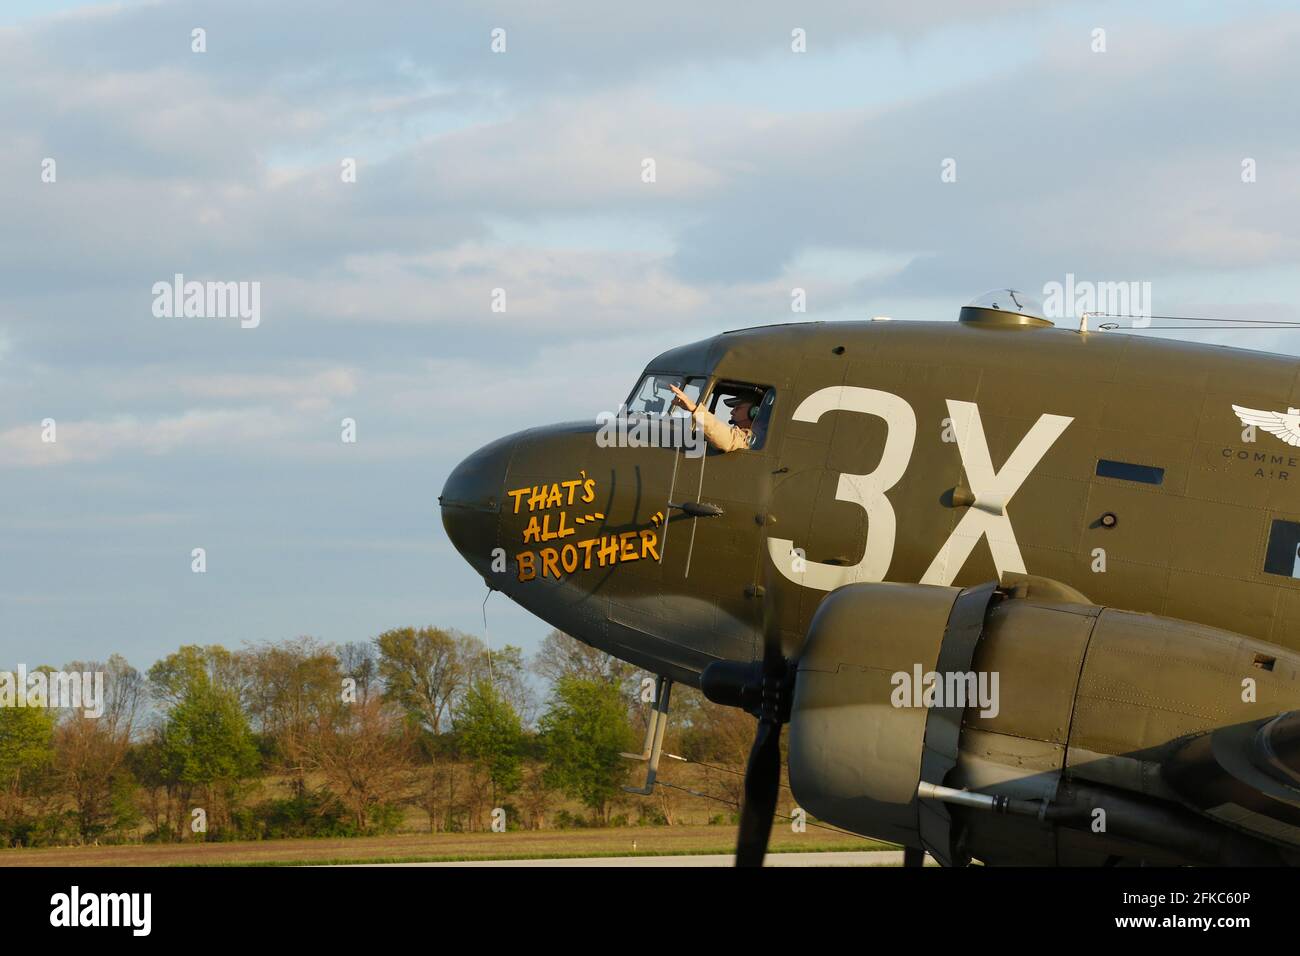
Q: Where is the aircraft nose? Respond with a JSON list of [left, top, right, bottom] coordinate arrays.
[[439, 435, 513, 572]]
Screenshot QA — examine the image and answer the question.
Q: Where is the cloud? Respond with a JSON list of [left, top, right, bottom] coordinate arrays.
[[0, 407, 304, 466], [102, 365, 359, 402], [7, 0, 1070, 99]]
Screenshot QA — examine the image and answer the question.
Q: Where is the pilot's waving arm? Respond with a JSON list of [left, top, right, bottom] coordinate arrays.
[[669, 383, 757, 453]]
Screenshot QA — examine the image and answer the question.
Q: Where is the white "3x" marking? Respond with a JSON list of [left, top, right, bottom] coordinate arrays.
[[769, 389, 1072, 591]]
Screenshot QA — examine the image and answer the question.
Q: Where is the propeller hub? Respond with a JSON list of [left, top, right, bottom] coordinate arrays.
[[700, 659, 793, 722]]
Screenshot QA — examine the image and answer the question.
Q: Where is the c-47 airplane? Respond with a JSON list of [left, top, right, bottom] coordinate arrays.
[[440, 291, 1300, 867]]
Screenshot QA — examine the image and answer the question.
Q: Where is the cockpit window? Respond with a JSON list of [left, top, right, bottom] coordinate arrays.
[[1264, 519, 1300, 578], [627, 373, 704, 417], [707, 381, 775, 451]]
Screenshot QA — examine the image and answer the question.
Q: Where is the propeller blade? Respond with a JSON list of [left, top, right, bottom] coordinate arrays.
[[733, 554, 793, 867], [735, 717, 782, 866]]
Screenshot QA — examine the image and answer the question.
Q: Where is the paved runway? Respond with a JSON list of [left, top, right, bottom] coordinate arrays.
[[355, 850, 930, 867]]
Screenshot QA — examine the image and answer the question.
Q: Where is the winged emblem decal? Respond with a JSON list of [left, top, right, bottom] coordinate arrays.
[[1231, 405, 1300, 447]]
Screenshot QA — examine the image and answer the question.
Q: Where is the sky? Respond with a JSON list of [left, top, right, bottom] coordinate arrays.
[[3, 0, 1300, 670]]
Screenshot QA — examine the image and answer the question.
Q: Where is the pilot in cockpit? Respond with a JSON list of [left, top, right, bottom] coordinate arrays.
[[669, 383, 764, 453]]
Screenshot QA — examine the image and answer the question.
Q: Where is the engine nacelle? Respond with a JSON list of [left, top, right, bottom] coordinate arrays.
[[786, 581, 965, 851], [787, 579, 1300, 865]]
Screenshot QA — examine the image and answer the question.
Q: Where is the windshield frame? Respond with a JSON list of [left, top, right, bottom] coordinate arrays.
[[624, 371, 707, 418]]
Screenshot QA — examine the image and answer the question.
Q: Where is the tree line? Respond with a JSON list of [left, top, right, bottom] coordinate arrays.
[[0, 629, 755, 846]]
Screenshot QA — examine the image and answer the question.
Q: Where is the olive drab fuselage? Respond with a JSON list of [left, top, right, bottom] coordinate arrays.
[[442, 315, 1300, 683]]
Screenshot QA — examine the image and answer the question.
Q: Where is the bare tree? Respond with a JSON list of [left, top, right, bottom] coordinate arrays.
[[55, 655, 142, 842], [243, 638, 339, 796], [308, 696, 413, 832], [337, 641, 378, 703], [516, 763, 552, 830], [675, 686, 757, 810], [532, 630, 636, 687], [415, 763, 458, 833]]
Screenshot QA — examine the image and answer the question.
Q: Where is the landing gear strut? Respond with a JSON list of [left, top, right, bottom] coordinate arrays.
[[622, 676, 674, 795]]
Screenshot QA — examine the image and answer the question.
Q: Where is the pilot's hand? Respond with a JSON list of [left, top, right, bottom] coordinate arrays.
[[668, 383, 697, 413]]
